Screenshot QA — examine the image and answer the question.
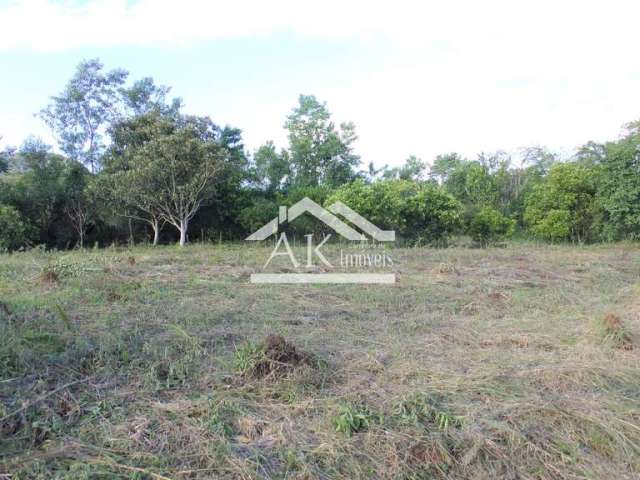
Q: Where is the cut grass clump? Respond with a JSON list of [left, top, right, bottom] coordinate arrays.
[[3, 244, 640, 478], [144, 325, 206, 389], [204, 398, 244, 438], [597, 313, 633, 350], [235, 334, 315, 379]]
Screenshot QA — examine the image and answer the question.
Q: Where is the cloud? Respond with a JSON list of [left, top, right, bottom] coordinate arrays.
[[1, 0, 639, 166], [1, 0, 637, 53]]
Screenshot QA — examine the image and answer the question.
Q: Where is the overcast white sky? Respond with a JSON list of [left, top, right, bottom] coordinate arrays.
[[1, 0, 639, 167]]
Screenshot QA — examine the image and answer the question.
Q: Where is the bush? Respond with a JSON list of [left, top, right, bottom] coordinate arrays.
[[524, 163, 599, 242], [468, 207, 515, 246], [0, 204, 30, 251], [327, 180, 462, 245], [597, 132, 640, 240], [277, 185, 335, 238], [237, 196, 279, 234]]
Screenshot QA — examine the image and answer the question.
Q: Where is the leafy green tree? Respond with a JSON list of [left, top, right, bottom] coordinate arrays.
[[39, 59, 128, 173], [285, 95, 360, 187], [101, 113, 172, 245], [0, 204, 30, 251], [524, 162, 599, 242], [13, 139, 68, 245], [596, 124, 640, 239], [121, 77, 182, 117], [575, 141, 606, 166], [468, 207, 515, 246], [96, 168, 164, 246], [327, 180, 462, 245], [62, 161, 94, 248], [382, 155, 427, 181], [0, 141, 9, 174], [238, 196, 279, 235], [444, 161, 499, 208], [184, 124, 249, 242], [520, 146, 557, 174], [253, 141, 291, 192], [429, 152, 464, 183], [108, 113, 224, 246]]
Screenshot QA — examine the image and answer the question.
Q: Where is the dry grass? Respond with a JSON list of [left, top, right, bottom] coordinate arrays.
[[0, 242, 639, 479]]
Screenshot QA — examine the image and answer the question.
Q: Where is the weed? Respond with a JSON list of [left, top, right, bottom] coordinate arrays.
[[53, 303, 73, 331], [37, 258, 86, 283], [333, 401, 380, 436], [393, 393, 464, 431], [2, 244, 640, 479], [234, 341, 265, 376], [204, 398, 242, 437]]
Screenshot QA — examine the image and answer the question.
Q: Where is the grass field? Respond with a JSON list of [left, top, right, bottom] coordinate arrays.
[[1, 243, 639, 479]]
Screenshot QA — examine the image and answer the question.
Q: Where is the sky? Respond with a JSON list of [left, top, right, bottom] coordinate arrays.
[[1, 0, 639, 168]]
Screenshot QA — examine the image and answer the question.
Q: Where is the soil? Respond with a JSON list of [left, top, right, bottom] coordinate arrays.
[[253, 334, 314, 378]]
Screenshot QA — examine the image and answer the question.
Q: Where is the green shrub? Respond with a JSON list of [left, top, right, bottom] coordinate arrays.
[[238, 197, 279, 234], [530, 209, 571, 241], [596, 130, 640, 240], [468, 207, 515, 246], [327, 180, 463, 245], [524, 163, 600, 242], [0, 204, 30, 251]]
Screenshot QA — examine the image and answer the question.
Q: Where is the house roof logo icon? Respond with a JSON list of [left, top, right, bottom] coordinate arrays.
[[245, 197, 395, 242]]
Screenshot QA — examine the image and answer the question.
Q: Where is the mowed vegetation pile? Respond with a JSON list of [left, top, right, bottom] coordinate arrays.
[[1, 244, 639, 479]]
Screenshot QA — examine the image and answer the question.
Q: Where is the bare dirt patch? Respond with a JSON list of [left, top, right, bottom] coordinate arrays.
[[248, 335, 315, 379]]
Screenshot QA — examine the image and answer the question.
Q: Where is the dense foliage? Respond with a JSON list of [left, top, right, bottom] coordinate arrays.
[[524, 163, 599, 242], [468, 207, 515, 246], [327, 180, 462, 246], [1, 59, 640, 250], [0, 204, 30, 251]]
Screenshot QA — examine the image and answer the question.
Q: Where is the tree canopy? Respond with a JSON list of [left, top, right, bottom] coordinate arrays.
[[1, 58, 640, 250]]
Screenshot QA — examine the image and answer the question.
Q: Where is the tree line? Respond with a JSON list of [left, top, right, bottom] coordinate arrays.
[[1, 59, 640, 251]]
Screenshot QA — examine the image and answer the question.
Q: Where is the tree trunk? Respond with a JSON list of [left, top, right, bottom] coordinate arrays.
[[128, 217, 134, 247], [179, 219, 188, 246], [152, 219, 160, 246]]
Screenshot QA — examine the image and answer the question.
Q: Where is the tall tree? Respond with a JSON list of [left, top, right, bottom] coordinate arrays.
[[524, 162, 599, 243], [0, 136, 9, 173], [382, 155, 427, 181], [101, 113, 172, 245], [13, 138, 68, 245], [575, 141, 607, 166], [429, 153, 464, 183], [107, 113, 224, 246], [62, 161, 94, 248], [254, 141, 290, 192], [121, 77, 183, 117], [285, 95, 360, 187], [597, 123, 640, 240], [0, 151, 8, 174], [39, 59, 128, 173]]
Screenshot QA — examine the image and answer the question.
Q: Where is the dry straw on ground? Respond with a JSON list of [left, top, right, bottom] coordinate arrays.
[[1, 243, 639, 479]]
